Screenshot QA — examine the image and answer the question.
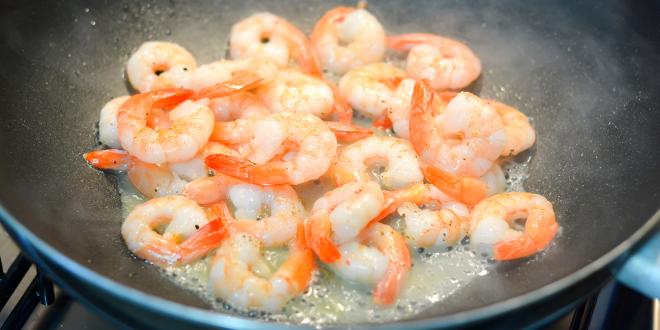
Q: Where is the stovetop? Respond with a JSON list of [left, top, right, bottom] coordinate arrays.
[[1, 228, 656, 330]]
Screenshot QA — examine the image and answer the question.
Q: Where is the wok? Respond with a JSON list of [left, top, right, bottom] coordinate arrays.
[[1, 0, 660, 328]]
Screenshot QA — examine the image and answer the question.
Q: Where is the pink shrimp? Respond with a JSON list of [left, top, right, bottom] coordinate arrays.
[[330, 223, 411, 305], [470, 192, 558, 261], [387, 33, 481, 90]]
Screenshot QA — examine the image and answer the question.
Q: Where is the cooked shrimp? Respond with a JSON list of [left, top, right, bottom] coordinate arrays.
[[305, 182, 384, 262], [230, 13, 320, 75], [410, 80, 507, 178], [208, 226, 315, 312], [337, 63, 407, 119], [470, 192, 558, 261], [311, 6, 386, 75], [84, 143, 239, 197], [206, 112, 337, 185], [485, 99, 536, 156], [117, 71, 264, 164], [397, 203, 466, 248], [332, 135, 424, 190], [121, 195, 229, 266], [126, 41, 197, 93], [256, 69, 335, 119], [99, 96, 130, 149], [184, 174, 304, 247], [387, 33, 481, 90], [330, 223, 410, 305]]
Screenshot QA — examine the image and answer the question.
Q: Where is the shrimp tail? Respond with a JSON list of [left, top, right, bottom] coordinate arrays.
[[369, 225, 411, 305], [494, 222, 558, 261], [326, 121, 373, 143], [179, 219, 230, 264], [329, 83, 354, 124], [372, 116, 393, 130], [206, 201, 235, 222], [409, 79, 437, 155], [305, 213, 341, 263], [205, 154, 291, 185], [149, 88, 195, 109], [281, 225, 317, 292], [193, 70, 263, 100], [83, 149, 131, 171], [371, 183, 429, 224], [423, 166, 488, 206]]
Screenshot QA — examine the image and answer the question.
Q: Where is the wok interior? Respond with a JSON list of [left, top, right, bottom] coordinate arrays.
[[0, 0, 659, 325]]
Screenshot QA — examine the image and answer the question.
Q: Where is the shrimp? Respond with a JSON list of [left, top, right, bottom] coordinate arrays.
[[126, 41, 197, 93], [208, 226, 315, 312], [397, 203, 467, 248], [485, 99, 536, 156], [256, 69, 336, 119], [310, 6, 386, 75], [184, 174, 304, 248], [206, 112, 337, 185], [387, 33, 481, 90], [329, 223, 410, 305], [117, 70, 264, 164], [332, 135, 424, 190], [324, 121, 373, 143], [470, 192, 558, 261], [230, 13, 320, 75], [337, 63, 407, 120], [410, 80, 507, 178], [305, 182, 384, 263], [84, 143, 239, 198], [99, 96, 130, 149], [121, 195, 229, 266]]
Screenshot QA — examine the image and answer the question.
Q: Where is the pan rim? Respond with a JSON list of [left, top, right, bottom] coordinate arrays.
[[1, 204, 659, 329]]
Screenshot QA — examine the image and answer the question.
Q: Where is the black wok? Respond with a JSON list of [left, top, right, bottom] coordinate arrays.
[[1, 0, 660, 328]]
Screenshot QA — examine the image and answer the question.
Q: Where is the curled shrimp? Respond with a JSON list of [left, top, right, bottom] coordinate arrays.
[[485, 99, 536, 156], [206, 112, 337, 185], [117, 71, 263, 164], [208, 226, 315, 312], [397, 203, 467, 248], [311, 6, 386, 75], [126, 41, 197, 93], [256, 69, 336, 119], [184, 174, 304, 248], [230, 13, 320, 75], [337, 63, 408, 120], [470, 192, 558, 261], [332, 135, 424, 190], [410, 80, 507, 178], [305, 182, 384, 263], [387, 33, 481, 90], [84, 143, 239, 198], [121, 195, 229, 266], [330, 223, 411, 305]]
